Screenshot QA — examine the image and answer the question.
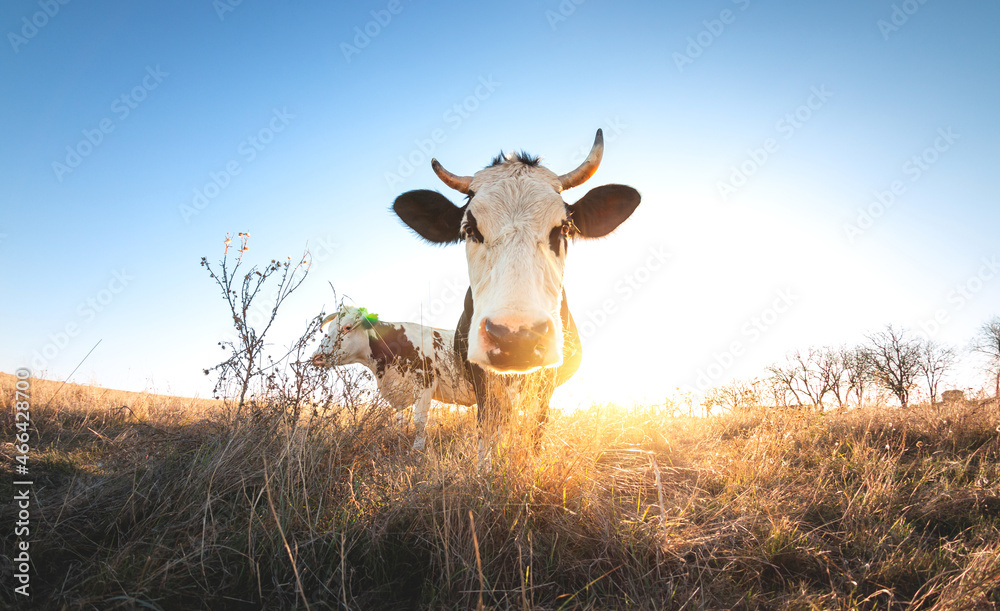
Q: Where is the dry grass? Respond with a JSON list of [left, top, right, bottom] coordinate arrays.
[[2, 372, 999, 610]]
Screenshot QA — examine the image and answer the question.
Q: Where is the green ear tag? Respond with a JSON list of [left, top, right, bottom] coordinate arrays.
[[357, 307, 379, 329]]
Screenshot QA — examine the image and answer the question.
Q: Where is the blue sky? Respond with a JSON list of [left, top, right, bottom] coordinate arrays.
[[2, 0, 998, 404]]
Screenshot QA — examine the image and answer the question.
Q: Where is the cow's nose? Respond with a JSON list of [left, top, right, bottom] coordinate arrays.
[[482, 318, 553, 371]]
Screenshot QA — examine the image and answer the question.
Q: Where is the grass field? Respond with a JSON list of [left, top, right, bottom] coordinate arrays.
[[2, 371, 999, 609]]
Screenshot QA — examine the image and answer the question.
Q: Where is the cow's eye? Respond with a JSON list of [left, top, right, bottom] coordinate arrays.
[[549, 220, 574, 255], [462, 215, 484, 243], [343, 324, 353, 332]]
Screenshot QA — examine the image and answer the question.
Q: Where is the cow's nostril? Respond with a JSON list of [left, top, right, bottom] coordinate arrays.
[[531, 320, 551, 338], [484, 319, 513, 341]]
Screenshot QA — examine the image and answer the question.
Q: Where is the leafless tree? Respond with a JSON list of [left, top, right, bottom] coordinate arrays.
[[767, 362, 806, 408], [916, 338, 956, 404], [842, 346, 876, 408], [815, 347, 851, 409], [763, 375, 791, 409], [971, 315, 1000, 399], [793, 348, 835, 409], [865, 325, 922, 408], [795, 349, 825, 408]]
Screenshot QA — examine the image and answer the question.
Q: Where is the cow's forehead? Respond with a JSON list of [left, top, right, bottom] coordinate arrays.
[[467, 164, 566, 228], [470, 161, 562, 190]]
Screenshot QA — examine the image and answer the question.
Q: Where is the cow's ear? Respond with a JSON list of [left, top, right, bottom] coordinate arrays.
[[393, 190, 465, 244], [567, 185, 641, 238]]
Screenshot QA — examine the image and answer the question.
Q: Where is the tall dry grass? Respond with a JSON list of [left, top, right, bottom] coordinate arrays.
[[2, 372, 999, 609]]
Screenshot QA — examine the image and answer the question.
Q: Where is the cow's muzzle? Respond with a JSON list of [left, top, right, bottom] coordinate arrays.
[[480, 317, 556, 372]]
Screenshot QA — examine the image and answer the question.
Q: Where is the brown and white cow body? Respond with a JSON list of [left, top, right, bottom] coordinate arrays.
[[392, 130, 641, 461], [311, 305, 476, 450]]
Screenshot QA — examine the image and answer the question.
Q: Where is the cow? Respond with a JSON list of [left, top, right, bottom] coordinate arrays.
[[392, 130, 641, 462], [311, 305, 476, 450]]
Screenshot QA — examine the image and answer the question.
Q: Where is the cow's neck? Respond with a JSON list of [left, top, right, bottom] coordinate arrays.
[[556, 289, 582, 386], [364, 322, 398, 376], [366, 321, 423, 377]]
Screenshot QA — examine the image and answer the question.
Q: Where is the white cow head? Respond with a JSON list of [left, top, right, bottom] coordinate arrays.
[[310, 306, 378, 367], [393, 130, 640, 373]]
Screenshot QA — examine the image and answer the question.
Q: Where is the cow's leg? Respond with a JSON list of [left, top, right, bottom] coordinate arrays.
[[386, 400, 408, 446], [377, 375, 412, 444], [532, 397, 550, 451], [455, 289, 495, 468], [412, 388, 433, 451], [471, 366, 508, 469], [530, 372, 556, 451], [474, 374, 494, 469]]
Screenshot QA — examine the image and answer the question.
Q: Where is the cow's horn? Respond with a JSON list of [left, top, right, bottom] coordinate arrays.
[[320, 313, 338, 330], [431, 158, 472, 194], [558, 129, 604, 191]]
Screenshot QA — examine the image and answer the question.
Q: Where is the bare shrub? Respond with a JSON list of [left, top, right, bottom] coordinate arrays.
[[201, 232, 314, 418], [705, 377, 763, 413]]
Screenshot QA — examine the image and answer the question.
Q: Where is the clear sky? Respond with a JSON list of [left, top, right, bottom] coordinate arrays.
[[2, 1, 998, 405]]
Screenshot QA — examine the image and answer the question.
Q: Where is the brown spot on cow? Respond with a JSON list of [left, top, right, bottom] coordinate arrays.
[[369, 322, 433, 381]]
